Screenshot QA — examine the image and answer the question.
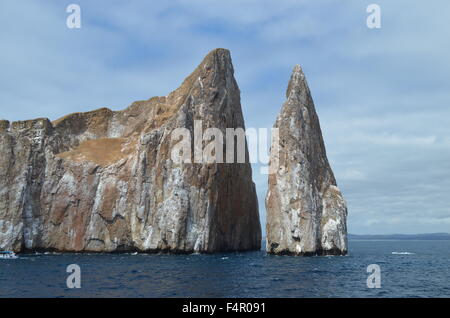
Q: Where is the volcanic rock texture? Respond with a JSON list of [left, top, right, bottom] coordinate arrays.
[[0, 49, 261, 253], [266, 65, 348, 256]]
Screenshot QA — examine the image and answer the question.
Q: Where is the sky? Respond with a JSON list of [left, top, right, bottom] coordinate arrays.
[[1, 0, 449, 235]]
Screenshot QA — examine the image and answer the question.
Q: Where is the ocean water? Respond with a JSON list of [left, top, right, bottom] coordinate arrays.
[[1, 240, 450, 298]]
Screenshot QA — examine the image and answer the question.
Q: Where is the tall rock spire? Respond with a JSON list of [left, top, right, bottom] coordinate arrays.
[[0, 48, 261, 253], [266, 65, 348, 255]]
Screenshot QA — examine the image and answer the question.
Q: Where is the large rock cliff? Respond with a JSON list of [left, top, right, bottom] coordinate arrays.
[[265, 65, 347, 256], [0, 48, 262, 253]]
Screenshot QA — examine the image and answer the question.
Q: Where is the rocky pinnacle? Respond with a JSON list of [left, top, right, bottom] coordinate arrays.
[[0, 48, 262, 253], [265, 65, 348, 256]]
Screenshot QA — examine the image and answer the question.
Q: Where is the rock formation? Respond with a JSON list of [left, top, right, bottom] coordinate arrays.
[[265, 65, 347, 256], [0, 48, 262, 253]]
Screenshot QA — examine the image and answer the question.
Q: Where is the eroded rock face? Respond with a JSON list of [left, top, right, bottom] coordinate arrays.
[[265, 65, 347, 256], [0, 48, 261, 253]]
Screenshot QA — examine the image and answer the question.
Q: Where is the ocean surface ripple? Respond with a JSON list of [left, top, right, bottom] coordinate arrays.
[[1, 240, 449, 297]]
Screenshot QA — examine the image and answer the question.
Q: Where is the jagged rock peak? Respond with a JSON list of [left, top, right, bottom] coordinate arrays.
[[170, 48, 234, 97], [286, 64, 305, 97], [266, 65, 348, 256]]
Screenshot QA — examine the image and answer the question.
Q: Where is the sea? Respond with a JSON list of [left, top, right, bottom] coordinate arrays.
[[1, 240, 450, 298]]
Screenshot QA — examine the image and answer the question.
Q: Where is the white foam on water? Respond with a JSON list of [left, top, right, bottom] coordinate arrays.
[[391, 252, 415, 255]]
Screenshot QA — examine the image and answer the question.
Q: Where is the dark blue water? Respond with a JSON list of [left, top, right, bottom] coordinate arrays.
[[1, 240, 450, 297]]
